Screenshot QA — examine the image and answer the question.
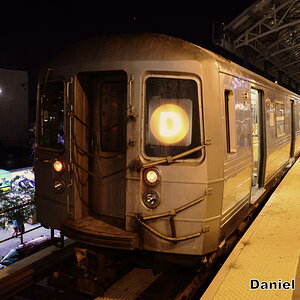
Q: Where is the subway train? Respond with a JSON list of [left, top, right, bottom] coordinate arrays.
[[34, 33, 300, 261]]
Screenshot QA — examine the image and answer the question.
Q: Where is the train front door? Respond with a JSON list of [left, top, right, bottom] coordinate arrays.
[[90, 72, 127, 226], [251, 88, 266, 189]]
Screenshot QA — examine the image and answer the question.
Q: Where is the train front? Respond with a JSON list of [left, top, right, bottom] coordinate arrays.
[[34, 34, 221, 257]]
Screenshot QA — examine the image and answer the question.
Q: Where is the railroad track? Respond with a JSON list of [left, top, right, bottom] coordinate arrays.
[[0, 239, 85, 300], [0, 189, 273, 300], [0, 229, 259, 300], [0, 243, 212, 300]]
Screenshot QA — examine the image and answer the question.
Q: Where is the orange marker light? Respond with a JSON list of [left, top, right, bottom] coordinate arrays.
[[53, 160, 64, 173], [150, 104, 190, 144]]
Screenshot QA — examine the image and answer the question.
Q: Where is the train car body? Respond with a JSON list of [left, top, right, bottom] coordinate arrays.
[[34, 33, 300, 258]]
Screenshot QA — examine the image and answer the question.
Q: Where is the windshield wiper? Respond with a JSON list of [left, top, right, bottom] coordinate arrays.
[[143, 144, 207, 168]]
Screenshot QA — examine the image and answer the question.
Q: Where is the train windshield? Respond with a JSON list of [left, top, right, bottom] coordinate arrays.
[[144, 77, 201, 158], [38, 81, 64, 150]]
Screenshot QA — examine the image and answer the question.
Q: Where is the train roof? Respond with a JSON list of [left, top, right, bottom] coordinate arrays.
[[48, 33, 219, 67], [45, 33, 299, 97]]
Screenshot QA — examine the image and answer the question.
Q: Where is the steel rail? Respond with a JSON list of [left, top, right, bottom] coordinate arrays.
[[0, 241, 75, 300], [0, 200, 35, 214], [0, 225, 42, 244]]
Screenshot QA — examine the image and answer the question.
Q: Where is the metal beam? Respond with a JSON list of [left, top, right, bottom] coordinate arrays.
[[216, 0, 300, 88], [235, 19, 300, 48]]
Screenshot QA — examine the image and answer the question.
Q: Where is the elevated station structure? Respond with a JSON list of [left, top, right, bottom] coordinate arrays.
[[214, 0, 300, 93], [201, 147, 300, 300]]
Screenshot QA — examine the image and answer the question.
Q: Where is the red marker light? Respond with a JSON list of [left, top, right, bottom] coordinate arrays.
[[53, 160, 64, 173]]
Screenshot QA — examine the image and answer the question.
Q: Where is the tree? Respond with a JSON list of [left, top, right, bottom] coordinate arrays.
[[0, 175, 35, 229]]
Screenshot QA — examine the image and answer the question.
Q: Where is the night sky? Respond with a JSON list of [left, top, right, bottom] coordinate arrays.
[[0, 0, 257, 71], [0, 0, 257, 167]]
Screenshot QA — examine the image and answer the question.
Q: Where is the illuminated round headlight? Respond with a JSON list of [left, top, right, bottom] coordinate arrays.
[[144, 168, 160, 186], [147, 171, 157, 183], [53, 159, 65, 173], [53, 179, 65, 193], [143, 190, 160, 209], [150, 104, 190, 145]]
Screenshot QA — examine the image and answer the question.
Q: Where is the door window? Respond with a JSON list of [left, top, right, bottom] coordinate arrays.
[[100, 82, 127, 152]]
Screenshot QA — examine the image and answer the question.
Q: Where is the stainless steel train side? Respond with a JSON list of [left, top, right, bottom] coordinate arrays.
[[34, 33, 300, 258]]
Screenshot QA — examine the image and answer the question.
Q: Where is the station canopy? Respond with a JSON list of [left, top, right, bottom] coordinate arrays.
[[215, 0, 300, 93]]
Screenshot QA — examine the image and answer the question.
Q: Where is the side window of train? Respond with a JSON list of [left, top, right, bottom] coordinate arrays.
[[39, 81, 65, 150], [224, 90, 237, 154], [297, 103, 300, 131], [275, 102, 285, 138]]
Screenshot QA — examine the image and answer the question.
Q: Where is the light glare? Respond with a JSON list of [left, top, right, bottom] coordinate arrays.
[[146, 170, 158, 183], [150, 104, 189, 144], [53, 160, 63, 172]]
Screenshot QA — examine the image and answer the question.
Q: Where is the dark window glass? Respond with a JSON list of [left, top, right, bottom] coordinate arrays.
[[100, 81, 127, 152], [145, 77, 200, 158], [39, 81, 64, 149], [225, 89, 237, 153]]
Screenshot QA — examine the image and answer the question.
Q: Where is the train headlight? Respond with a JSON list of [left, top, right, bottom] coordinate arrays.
[[143, 168, 160, 186], [144, 190, 160, 209], [53, 179, 65, 193], [150, 104, 190, 145], [53, 159, 65, 173]]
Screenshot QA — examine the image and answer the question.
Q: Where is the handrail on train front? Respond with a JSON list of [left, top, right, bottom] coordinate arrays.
[[136, 195, 208, 243], [142, 143, 207, 168]]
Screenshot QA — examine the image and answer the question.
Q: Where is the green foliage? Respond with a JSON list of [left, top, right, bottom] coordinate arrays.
[[0, 176, 35, 229]]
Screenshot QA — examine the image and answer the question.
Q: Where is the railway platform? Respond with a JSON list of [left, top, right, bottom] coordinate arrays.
[[201, 158, 300, 300]]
